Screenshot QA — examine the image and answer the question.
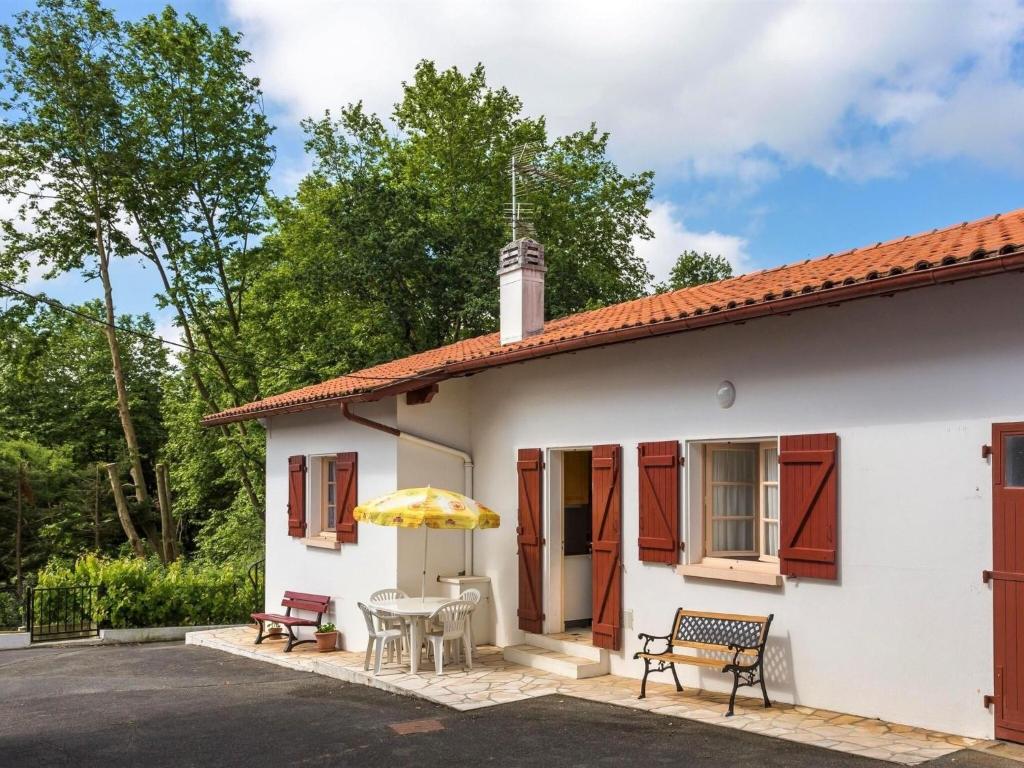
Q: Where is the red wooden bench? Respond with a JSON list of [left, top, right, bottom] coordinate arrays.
[[252, 591, 331, 652]]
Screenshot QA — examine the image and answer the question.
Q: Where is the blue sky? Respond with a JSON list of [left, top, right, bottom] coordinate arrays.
[[4, 0, 1024, 337]]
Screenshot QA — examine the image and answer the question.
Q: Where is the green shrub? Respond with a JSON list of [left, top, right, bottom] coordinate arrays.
[[37, 554, 258, 629]]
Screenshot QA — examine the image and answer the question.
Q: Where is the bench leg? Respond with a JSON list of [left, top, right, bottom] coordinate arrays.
[[727, 671, 741, 717], [284, 625, 298, 652], [759, 671, 771, 708], [253, 619, 266, 645], [639, 659, 651, 699], [669, 662, 683, 693]]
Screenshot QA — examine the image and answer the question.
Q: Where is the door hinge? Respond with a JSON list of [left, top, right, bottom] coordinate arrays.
[[984, 694, 996, 709], [679, 541, 686, 552], [679, 456, 685, 466], [982, 444, 993, 459], [983, 569, 993, 584]]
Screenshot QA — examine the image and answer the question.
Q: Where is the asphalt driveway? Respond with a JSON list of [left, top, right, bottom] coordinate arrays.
[[0, 643, 1016, 768]]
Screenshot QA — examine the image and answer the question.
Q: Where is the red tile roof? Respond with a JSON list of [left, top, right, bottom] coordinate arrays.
[[203, 208, 1024, 425]]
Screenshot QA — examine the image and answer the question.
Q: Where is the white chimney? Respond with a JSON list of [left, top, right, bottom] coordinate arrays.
[[498, 238, 546, 345]]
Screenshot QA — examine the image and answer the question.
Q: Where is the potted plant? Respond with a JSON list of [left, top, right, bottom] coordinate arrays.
[[315, 623, 338, 652], [266, 622, 284, 639]]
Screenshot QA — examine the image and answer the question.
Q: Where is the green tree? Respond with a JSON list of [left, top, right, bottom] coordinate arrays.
[[0, 299, 168, 562], [247, 61, 655, 395], [0, 440, 100, 592], [0, 1, 272, 558], [662, 250, 734, 291]]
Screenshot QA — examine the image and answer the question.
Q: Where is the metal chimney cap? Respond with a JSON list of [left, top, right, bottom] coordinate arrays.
[[498, 238, 546, 275]]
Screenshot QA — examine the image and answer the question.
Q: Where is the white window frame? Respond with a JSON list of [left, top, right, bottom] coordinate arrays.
[[698, 438, 780, 564], [306, 454, 339, 541], [759, 444, 780, 563]]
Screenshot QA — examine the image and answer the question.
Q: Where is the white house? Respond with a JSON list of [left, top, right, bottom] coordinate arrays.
[[204, 208, 1024, 742]]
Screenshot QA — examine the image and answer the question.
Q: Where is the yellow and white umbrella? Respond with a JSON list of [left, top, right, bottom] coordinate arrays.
[[353, 487, 500, 597]]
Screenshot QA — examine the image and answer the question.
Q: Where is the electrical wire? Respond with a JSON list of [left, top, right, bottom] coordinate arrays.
[[0, 280, 413, 384]]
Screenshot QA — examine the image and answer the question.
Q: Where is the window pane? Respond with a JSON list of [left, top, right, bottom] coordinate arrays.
[[764, 521, 779, 557], [763, 484, 778, 520], [712, 448, 755, 483], [763, 446, 778, 482], [713, 485, 754, 517], [1006, 435, 1024, 488], [714, 519, 754, 552]]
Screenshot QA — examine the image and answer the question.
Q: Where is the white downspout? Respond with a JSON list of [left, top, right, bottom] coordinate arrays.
[[342, 403, 475, 575]]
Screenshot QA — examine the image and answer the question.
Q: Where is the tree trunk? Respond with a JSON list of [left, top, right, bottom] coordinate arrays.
[[93, 463, 100, 551], [15, 464, 23, 598], [156, 463, 176, 562], [94, 214, 150, 508], [105, 463, 146, 559]]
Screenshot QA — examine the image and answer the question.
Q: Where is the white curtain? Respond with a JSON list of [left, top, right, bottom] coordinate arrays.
[[762, 446, 779, 557], [711, 448, 755, 552]]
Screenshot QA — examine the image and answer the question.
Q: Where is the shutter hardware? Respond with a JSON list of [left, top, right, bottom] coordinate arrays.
[[984, 694, 995, 709], [982, 444, 993, 459]]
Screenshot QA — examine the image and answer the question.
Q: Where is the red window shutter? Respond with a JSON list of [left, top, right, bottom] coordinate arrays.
[[592, 444, 623, 650], [779, 433, 838, 580], [335, 452, 358, 544], [516, 448, 544, 633], [638, 440, 680, 564], [287, 455, 306, 537]]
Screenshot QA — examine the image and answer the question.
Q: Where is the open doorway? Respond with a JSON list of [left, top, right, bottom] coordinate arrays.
[[545, 448, 593, 639]]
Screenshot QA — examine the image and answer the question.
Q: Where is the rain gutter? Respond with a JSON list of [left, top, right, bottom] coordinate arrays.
[[341, 403, 476, 575]]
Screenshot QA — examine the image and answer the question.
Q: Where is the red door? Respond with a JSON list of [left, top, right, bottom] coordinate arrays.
[[992, 422, 1024, 742], [517, 449, 544, 633], [592, 444, 622, 650]]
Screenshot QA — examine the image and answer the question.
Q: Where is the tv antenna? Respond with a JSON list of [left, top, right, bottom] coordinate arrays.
[[507, 142, 567, 240]]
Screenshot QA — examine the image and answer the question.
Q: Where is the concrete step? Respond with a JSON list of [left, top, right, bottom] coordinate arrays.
[[522, 632, 604, 662], [502, 643, 609, 679]]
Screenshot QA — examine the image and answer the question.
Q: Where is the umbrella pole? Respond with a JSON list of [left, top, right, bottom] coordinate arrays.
[[421, 526, 428, 601]]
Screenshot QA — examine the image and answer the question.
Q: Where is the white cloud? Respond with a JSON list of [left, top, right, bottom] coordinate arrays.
[[634, 201, 750, 284], [228, 0, 1024, 183]]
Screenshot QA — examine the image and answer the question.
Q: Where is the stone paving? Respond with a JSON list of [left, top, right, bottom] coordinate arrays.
[[188, 626, 993, 765]]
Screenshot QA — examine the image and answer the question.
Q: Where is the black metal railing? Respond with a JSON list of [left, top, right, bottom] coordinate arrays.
[[27, 586, 100, 642], [0, 586, 26, 632]]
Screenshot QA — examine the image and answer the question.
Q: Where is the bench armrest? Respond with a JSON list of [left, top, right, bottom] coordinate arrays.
[[637, 632, 672, 655]]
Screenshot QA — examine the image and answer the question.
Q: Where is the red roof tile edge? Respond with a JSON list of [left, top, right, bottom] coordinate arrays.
[[202, 208, 1024, 426]]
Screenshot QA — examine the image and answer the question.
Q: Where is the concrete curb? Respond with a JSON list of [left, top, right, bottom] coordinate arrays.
[[101, 624, 244, 644], [0, 632, 31, 650]]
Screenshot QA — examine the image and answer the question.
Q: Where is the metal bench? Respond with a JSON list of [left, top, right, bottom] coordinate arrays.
[[634, 608, 773, 716], [252, 591, 331, 653]]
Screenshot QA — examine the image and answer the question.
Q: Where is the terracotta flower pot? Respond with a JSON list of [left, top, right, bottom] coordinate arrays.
[[315, 630, 338, 652]]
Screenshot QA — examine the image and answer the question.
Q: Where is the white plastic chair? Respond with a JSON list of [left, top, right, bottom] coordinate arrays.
[[424, 600, 474, 675], [458, 588, 481, 650], [370, 588, 408, 656], [358, 602, 403, 675]]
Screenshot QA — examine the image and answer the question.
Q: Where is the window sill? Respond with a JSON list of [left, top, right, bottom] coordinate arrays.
[[303, 536, 341, 550], [676, 558, 782, 587]]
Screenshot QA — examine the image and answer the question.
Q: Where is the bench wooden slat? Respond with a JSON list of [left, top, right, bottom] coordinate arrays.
[[636, 652, 753, 669], [251, 612, 317, 626], [674, 608, 771, 624], [672, 639, 759, 656]]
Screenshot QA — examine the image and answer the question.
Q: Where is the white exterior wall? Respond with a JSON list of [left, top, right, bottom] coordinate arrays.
[[469, 273, 1024, 738], [261, 272, 1023, 738], [264, 400, 399, 651], [396, 379, 473, 596]]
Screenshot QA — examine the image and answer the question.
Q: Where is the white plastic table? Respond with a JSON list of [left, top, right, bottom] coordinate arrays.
[[372, 596, 450, 674]]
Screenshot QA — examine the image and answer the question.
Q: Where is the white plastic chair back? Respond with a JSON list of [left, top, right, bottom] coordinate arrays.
[[358, 602, 382, 636], [458, 588, 481, 605], [370, 588, 407, 603], [427, 600, 474, 640]]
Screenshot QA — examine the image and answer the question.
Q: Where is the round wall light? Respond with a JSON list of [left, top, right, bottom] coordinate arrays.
[[716, 380, 736, 409]]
